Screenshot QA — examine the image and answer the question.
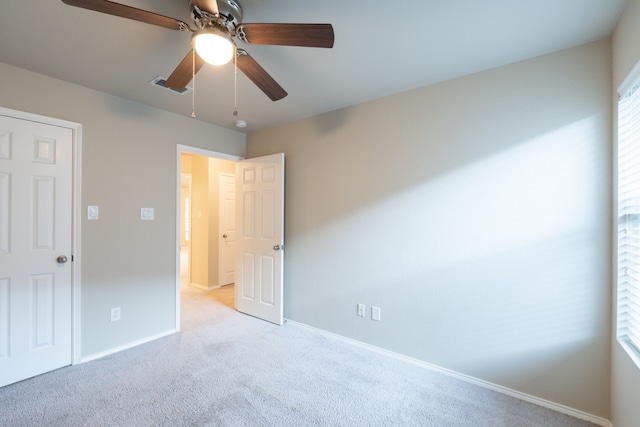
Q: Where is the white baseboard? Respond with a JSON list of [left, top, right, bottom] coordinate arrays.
[[189, 282, 220, 291], [285, 319, 612, 427], [78, 329, 178, 364]]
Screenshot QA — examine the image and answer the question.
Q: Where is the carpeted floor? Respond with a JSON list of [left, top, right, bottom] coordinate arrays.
[[0, 284, 599, 426]]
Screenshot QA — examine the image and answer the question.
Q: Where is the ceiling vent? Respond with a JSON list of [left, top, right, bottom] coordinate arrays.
[[149, 76, 191, 94]]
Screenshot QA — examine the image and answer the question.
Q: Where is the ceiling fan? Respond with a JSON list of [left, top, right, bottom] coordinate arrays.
[[61, 0, 335, 101]]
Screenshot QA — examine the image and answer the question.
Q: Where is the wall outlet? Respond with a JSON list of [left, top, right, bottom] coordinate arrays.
[[372, 306, 381, 321], [111, 307, 121, 322], [357, 303, 365, 317], [141, 207, 154, 220]]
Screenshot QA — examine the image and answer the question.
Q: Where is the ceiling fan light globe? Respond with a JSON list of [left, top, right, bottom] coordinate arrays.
[[192, 30, 234, 66]]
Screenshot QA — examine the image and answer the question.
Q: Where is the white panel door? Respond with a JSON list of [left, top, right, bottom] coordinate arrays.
[[236, 153, 284, 325], [0, 115, 73, 387], [219, 173, 236, 286]]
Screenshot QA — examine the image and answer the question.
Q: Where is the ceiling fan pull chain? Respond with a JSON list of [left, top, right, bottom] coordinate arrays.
[[233, 52, 239, 117], [191, 50, 196, 118]]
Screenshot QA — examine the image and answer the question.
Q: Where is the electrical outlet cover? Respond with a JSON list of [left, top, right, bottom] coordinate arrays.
[[141, 208, 154, 220]]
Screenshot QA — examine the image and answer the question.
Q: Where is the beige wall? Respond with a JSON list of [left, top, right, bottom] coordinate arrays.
[[190, 154, 210, 288], [180, 155, 193, 248], [248, 40, 612, 419], [181, 154, 193, 173], [611, 1, 640, 426], [0, 62, 246, 357]]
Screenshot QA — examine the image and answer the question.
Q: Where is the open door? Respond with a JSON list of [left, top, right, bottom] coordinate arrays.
[[235, 153, 284, 325]]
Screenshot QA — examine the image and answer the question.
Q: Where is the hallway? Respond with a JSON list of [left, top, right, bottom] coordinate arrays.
[[181, 247, 235, 310]]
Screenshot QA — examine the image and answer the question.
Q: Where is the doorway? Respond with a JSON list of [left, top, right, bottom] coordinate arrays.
[[175, 145, 241, 330]]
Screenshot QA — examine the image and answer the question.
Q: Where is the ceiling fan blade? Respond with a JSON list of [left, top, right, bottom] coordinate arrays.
[[236, 50, 287, 101], [164, 50, 206, 90], [61, 0, 191, 31], [237, 23, 334, 48]]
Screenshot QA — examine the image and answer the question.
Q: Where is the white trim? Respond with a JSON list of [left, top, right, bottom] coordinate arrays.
[[619, 339, 640, 370], [285, 319, 612, 427], [0, 107, 83, 366], [175, 144, 243, 332], [78, 329, 177, 364], [71, 124, 82, 365], [189, 282, 221, 291], [618, 58, 640, 96], [0, 107, 81, 131]]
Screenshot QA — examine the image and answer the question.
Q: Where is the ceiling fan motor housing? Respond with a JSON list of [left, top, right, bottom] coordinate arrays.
[[190, 0, 243, 34]]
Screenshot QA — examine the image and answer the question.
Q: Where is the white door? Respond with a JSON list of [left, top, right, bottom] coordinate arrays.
[[235, 153, 284, 325], [0, 115, 73, 387], [219, 173, 236, 286]]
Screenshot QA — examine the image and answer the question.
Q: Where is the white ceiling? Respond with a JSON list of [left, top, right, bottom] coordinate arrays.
[[0, 0, 630, 133]]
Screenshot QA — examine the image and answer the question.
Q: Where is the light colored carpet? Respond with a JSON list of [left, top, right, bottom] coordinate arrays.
[[0, 284, 598, 426]]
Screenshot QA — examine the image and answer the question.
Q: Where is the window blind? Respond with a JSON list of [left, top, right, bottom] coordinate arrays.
[[618, 75, 640, 355]]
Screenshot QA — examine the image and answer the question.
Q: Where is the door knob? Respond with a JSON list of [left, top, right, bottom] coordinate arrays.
[[57, 255, 68, 264], [223, 234, 228, 238], [273, 244, 283, 251]]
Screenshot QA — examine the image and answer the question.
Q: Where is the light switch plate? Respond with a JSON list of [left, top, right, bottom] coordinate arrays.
[[141, 207, 154, 220], [87, 206, 99, 220], [372, 306, 381, 321]]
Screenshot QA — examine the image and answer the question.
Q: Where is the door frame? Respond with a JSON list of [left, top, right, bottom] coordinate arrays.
[[175, 145, 242, 331], [180, 173, 192, 286], [0, 106, 83, 365]]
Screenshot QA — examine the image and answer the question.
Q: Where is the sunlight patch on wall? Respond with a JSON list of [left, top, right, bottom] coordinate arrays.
[[305, 116, 608, 365]]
